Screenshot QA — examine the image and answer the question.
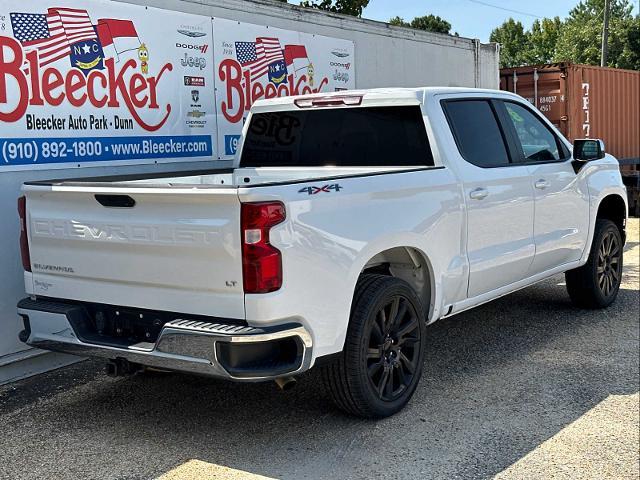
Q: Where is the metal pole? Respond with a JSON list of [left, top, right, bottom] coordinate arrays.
[[601, 0, 610, 67], [533, 68, 539, 108]]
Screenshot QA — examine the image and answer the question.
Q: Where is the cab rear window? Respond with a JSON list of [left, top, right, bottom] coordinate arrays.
[[239, 106, 434, 167]]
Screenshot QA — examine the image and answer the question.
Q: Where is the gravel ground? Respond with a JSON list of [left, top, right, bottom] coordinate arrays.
[[1, 219, 638, 480]]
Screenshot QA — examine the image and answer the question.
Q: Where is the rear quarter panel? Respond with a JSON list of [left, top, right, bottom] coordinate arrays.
[[239, 168, 465, 360]]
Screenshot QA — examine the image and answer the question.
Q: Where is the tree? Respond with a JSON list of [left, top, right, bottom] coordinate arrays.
[[554, 0, 636, 68], [299, 0, 369, 17], [389, 16, 409, 27], [617, 15, 640, 70], [527, 17, 563, 64], [490, 19, 531, 67], [389, 14, 452, 35], [410, 14, 451, 34]]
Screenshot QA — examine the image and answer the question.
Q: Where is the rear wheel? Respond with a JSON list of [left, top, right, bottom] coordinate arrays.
[[566, 219, 623, 309], [322, 274, 426, 418]]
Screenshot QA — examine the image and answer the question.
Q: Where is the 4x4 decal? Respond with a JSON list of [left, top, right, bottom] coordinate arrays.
[[298, 183, 343, 195]]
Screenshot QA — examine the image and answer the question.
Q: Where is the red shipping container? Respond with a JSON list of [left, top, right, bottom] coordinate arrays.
[[500, 63, 639, 170]]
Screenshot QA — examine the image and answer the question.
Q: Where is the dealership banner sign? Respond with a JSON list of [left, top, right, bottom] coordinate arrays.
[[0, 0, 215, 169], [0, 2, 355, 169], [213, 18, 355, 159]]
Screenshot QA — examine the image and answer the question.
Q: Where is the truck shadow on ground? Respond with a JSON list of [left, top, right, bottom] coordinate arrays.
[[1, 242, 638, 479]]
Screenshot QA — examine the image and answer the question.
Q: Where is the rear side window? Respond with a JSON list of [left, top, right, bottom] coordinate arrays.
[[442, 100, 510, 168], [239, 106, 434, 167], [503, 101, 565, 162]]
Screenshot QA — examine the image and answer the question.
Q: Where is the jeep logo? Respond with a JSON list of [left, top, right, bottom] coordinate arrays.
[[181, 53, 207, 70]]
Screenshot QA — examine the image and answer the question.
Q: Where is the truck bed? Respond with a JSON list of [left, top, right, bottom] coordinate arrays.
[[24, 166, 422, 190]]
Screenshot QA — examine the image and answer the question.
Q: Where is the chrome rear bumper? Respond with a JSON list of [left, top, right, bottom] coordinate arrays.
[[18, 298, 312, 381]]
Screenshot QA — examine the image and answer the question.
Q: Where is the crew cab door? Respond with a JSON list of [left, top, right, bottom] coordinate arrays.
[[498, 100, 590, 274], [441, 98, 536, 298]]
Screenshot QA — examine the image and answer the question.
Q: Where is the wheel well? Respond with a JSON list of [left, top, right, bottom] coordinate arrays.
[[597, 195, 626, 235], [361, 247, 433, 320]]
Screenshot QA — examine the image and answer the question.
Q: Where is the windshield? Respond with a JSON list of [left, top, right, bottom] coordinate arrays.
[[239, 106, 434, 168]]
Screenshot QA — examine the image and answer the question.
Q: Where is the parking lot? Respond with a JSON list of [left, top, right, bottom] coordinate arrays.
[[1, 218, 638, 480]]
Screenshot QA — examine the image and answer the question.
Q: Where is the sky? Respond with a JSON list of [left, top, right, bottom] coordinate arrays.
[[359, 0, 640, 42]]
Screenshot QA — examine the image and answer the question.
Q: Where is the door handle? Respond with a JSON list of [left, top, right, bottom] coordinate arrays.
[[534, 179, 550, 190], [469, 187, 489, 200]]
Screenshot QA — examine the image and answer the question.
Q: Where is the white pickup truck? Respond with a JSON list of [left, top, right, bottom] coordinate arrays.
[[17, 87, 627, 418]]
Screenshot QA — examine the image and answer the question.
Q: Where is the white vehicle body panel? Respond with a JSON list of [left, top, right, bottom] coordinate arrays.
[[19, 87, 628, 372], [25, 187, 245, 319]]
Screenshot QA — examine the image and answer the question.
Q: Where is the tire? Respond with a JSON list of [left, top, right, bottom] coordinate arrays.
[[321, 274, 427, 418], [566, 219, 624, 309]]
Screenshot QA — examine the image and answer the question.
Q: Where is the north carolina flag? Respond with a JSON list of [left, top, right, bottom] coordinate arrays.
[[283, 45, 308, 66], [96, 18, 140, 58]]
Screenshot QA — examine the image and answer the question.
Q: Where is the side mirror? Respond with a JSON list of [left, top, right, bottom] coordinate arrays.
[[573, 139, 605, 161], [572, 139, 605, 173]]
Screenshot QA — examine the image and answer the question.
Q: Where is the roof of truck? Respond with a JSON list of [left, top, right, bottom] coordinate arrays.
[[251, 87, 522, 111]]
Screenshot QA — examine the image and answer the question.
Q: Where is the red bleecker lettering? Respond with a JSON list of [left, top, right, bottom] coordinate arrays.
[[146, 63, 171, 109], [42, 68, 64, 106], [264, 83, 277, 99], [129, 73, 148, 108], [0, 36, 28, 122], [65, 70, 87, 107], [251, 81, 264, 104], [0, 35, 172, 131], [105, 57, 171, 131], [26, 51, 43, 106], [219, 58, 244, 124], [217, 57, 332, 124], [87, 70, 108, 108]]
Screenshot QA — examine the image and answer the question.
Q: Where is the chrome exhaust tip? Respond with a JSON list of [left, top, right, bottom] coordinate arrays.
[[274, 376, 297, 391]]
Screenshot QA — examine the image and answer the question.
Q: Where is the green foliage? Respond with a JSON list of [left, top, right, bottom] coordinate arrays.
[[490, 0, 639, 70], [299, 0, 370, 17], [528, 17, 563, 64], [490, 19, 530, 67], [409, 14, 452, 34], [617, 15, 640, 69], [389, 16, 409, 27], [555, 0, 638, 69], [388, 14, 452, 34]]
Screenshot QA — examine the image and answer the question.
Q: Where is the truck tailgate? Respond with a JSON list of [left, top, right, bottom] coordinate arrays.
[[24, 186, 244, 319]]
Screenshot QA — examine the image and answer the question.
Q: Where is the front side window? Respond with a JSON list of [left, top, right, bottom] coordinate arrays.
[[503, 102, 563, 162], [442, 100, 510, 168], [239, 106, 434, 168]]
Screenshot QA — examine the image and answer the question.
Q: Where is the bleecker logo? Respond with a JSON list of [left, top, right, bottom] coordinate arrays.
[[220, 37, 329, 123], [0, 9, 173, 131]]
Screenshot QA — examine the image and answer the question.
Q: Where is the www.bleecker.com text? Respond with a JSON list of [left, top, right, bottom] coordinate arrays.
[[25, 114, 134, 131]]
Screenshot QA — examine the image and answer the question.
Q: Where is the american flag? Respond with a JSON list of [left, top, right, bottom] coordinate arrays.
[[10, 8, 97, 68], [236, 37, 285, 81]]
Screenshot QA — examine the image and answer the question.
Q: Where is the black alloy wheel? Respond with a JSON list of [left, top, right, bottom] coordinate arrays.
[[321, 274, 427, 418], [596, 229, 622, 297], [366, 295, 421, 402], [566, 219, 624, 309]]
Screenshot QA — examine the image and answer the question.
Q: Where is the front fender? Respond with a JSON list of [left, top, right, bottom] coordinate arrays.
[[579, 156, 628, 263]]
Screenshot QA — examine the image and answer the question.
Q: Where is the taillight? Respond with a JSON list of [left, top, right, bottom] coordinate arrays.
[[241, 202, 285, 293], [17, 196, 31, 272]]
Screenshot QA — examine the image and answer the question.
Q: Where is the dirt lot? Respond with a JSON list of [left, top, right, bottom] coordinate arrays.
[[1, 219, 638, 480]]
